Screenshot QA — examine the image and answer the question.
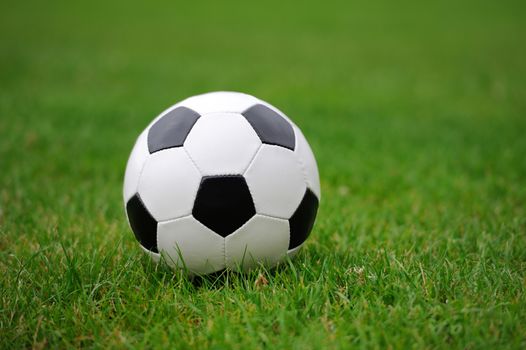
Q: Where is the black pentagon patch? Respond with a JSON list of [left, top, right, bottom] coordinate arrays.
[[242, 104, 295, 150], [148, 106, 200, 153], [126, 194, 158, 253], [193, 175, 256, 237], [288, 188, 319, 249]]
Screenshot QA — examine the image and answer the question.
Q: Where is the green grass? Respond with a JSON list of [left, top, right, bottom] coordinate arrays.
[[1, 0, 526, 348]]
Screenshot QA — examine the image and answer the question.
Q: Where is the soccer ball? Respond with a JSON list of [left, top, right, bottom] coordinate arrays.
[[123, 92, 320, 274]]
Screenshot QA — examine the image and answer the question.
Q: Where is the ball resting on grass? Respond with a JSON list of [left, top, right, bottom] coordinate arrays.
[[123, 91, 320, 275]]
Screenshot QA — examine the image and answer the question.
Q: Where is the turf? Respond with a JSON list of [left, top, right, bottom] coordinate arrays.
[[1, 0, 525, 348]]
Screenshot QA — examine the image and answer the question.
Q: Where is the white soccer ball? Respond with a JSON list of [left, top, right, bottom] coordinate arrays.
[[123, 92, 320, 274]]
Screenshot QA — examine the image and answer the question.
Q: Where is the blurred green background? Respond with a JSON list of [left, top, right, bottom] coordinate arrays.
[[1, 0, 525, 348]]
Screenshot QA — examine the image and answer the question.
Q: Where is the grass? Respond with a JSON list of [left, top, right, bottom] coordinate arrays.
[[1, 0, 525, 348]]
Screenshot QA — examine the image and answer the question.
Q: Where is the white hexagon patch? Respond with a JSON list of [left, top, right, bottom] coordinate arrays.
[[244, 145, 306, 219], [184, 113, 262, 176], [138, 148, 201, 222], [157, 216, 225, 275]]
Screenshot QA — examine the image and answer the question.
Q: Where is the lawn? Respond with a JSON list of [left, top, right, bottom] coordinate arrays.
[[1, 0, 525, 348]]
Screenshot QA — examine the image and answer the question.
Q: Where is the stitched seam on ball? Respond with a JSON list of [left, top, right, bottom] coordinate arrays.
[[182, 148, 204, 218], [125, 133, 149, 203], [183, 147, 204, 176], [292, 128, 316, 198], [256, 211, 289, 221], [224, 216, 257, 270], [225, 219, 241, 269], [241, 143, 262, 175], [295, 154, 313, 192], [136, 150, 151, 196], [251, 214, 291, 259], [241, 144, 262, 215], [255, 212, 287, 220], [243, 174, 260, 216], [157, 214, 193, 225]]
